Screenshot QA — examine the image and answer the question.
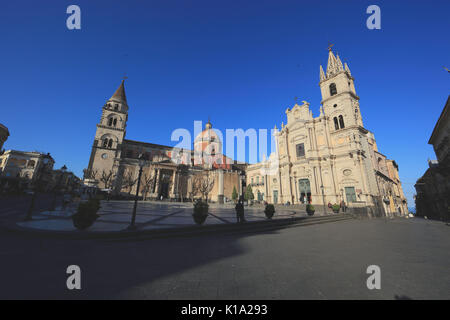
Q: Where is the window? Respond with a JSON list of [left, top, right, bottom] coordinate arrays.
[[329, 83, 337, 96], [256, 176, 259, 184], [113, 118, 117, 127], [115, 104, 119, 110], [333, 117, 339, 130], [296, 143, 305, 157], [333, 104, 337, 108], [103, 139, 108, 148], [339, 115, 345, 129], [107, 139, 113, 148]]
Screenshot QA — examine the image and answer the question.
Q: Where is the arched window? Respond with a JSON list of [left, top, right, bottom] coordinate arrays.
[[103, 139, 108, 148], [115, 104, 119, 110], [27, 160, 35, 168], [108, 118, 113, 126], [113, 118, 117, 127], [107, 139, 113, 148], [329, 83, 337, 96], [333, 117, 339, 130], [339, 115, 345, 129]]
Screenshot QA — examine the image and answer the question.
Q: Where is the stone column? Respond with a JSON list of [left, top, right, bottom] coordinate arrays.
[[154, 169, 161, 196], [170, 170, 176, 199]]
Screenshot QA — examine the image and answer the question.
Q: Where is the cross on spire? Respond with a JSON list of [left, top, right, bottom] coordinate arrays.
[[328, 42, 334, 51]]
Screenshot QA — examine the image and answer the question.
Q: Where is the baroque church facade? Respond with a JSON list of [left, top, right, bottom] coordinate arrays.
[[246, 49, 408, 217], [84, 81, 244, 202]]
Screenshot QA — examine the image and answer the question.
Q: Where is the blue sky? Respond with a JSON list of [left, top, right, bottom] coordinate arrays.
[[1, 0, 449, 206]]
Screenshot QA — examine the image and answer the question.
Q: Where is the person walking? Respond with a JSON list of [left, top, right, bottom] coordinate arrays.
[[235, 197, 245, 223], [340, 200, 347, 213]]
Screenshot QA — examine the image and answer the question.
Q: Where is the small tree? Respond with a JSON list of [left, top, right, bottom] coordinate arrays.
[[100, 169, 116, 189], [83, 168, 98, 180], [140, 171, 156, 200], [232, 186, 238, 203], [244, 185, 254, 202], [122, 169, 137, 195], [196, 171, 215, 203]]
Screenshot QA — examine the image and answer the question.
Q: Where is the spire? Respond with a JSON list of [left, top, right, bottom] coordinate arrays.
[[205, 118, 212, 130], [109, 80, 127, 103], [326, 49, 338, 77], [336, 54, 344, 72], [344, 62, 352, 76], [320, 65, 326, 81]]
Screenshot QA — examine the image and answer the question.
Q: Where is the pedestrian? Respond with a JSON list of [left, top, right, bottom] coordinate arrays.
[[235, 197, 245, 223], [340, 200, 346, 213]]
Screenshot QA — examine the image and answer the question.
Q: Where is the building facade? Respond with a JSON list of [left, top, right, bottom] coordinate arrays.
[[0, 150, 55, 192], [85, 81, 243, 202], [247, 49, 407, 216], [0, 123, 9, 150], [415, 96, 450, 221]]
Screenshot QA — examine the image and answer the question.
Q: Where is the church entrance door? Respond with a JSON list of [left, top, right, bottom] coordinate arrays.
[[159, 170, 172, 199], [299, 179, 311, 203]]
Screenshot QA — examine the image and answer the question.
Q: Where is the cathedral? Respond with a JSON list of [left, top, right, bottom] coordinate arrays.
[[85, 47, 407, 217], [246, 49, 408, 217], [84, 80, 244, 202]]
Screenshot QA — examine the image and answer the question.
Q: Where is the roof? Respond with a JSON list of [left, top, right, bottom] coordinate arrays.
[[109, 80, 127, 103], [0, 123, 9, 135], [429, 95, 450, 145]]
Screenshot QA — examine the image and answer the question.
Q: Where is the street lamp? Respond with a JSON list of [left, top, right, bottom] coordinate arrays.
[[129, 153, 146, 230], [240, 170, 246, 202], [50, 164, 67, 211], [320, 185, 326, 215], [25, 157, 50, 221]]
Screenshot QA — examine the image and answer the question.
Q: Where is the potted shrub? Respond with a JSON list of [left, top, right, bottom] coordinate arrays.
[[72, 198, 101, 230], [306, 204, 315, 216], [264, 204, 275, 219], [332, 203, 340, 213], [193, 200, 208, 225]]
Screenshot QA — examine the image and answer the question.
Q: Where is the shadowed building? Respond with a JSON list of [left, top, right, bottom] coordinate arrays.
[[0, 123, 9, 150], [0, 150, 55, 192], [415, 96, 450, 221], [246, 49, 407, 217]]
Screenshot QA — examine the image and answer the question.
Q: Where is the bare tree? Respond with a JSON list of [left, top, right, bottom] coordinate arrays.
[[121, 169, 137, 195], [100, 169, 116, 189], [140, 171, 156, 200], [193, 170, 215, 202], [83, 168, 98, 180]]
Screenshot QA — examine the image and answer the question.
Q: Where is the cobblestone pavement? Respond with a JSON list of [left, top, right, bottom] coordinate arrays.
[[16, 200, 311, 232], [0, 216, 448, 299]]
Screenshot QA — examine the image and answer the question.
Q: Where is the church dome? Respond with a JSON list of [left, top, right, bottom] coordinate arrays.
[[193, 120, 222, 162]]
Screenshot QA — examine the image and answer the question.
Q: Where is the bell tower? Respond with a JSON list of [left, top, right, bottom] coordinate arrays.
[[319, 48, 364, 129], [86, 80, 129, 186]]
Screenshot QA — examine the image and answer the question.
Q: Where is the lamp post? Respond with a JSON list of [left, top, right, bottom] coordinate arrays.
[[25, 157, 50, 221], [129, 154, 146, 230], [240, 170, 246, 202], [50, 165, 67, 211], [320, 185, 326, 215]]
